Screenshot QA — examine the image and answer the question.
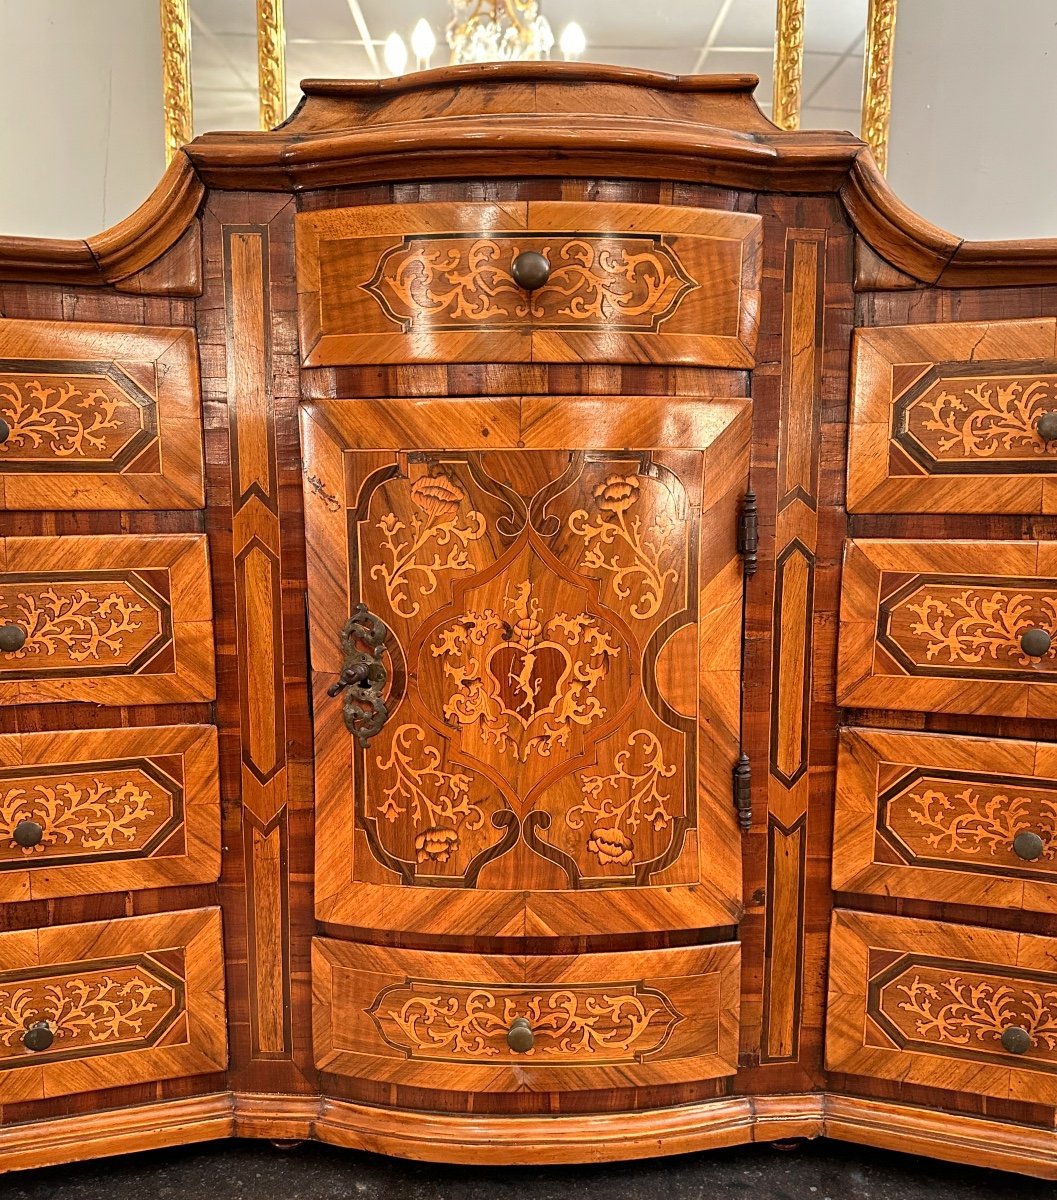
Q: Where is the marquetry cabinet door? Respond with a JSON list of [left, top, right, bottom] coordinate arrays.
[[302, 395, 750, 937], [0, 908, 226, 1102], [834, 727, 1057, 913], [0, 725, 221, 902], [0, 533, 215, 706], [0, 320, 205, 510], [295, 201, 762, 368], [827, 910, 1057, 1104], [848, 317, 1057, 514], [313, 939, 740, 1094], [838, 539, 1057, 718]]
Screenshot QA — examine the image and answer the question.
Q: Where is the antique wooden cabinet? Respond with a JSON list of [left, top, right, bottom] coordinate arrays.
[[2, 63, 1057, 1177]]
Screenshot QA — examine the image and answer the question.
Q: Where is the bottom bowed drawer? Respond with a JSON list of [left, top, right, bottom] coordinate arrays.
[[0, 907, 227, 1102], [826, 909, 1057, 1103], [312, 939, 740, 1093]]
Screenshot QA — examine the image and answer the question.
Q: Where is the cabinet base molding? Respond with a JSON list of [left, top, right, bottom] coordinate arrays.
[[1, 1093, 1056, 1176]]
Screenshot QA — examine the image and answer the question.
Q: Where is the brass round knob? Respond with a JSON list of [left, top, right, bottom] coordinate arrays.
[[0, 415, 9, 445], [510, 251, 551, 291], [1013, 830, 1046, 862], [0, 623, 26, 653], [1021, 627, 1052, 658], [506, 1016, 534, 1053], [22, 1022, 54, 1053], [1001, 1025, 1033, 1055], [1037, 412, 1057, 442], [13, 820, 43, 849]]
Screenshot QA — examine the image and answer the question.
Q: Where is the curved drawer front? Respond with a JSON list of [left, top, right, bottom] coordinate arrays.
[[834, 728, 1057, 913], [0, 907, 226, 1102], [313, 939, 740, 1094], [827, 910, 1057, 1104], [0, 533, 215, 706], [0, 320, 204, 510], [837, 538, 1057, 718], [296, 201, 762, 368], [0, 725, 220, 902], [848, 318, 1057, 515]]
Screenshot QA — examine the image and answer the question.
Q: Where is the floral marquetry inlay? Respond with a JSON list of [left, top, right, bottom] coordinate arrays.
[[881, 579, 1057, 675], [0, 959, 179, 1064], [871, 959, 1057, 1062], [369, 981, 682, 1064], [0, 366, 156, 468], [898, 374, 1057, 467], [0, 764, 179, 865], [364, 235, 698, 333]]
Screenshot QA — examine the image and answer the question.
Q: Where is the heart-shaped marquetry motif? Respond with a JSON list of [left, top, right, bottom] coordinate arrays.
[[486, 641, 573, 726]]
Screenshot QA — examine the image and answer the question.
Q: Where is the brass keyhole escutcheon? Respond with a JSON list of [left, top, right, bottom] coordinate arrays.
[[506, 1016, 534, 1053]]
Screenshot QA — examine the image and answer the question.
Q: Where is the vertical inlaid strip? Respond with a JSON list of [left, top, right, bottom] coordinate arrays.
[[762, 229, 826, 1063], [772, 0, 805, 131], [159, 0, 193, 162], [257, 0, 287, 131], [862, 0, 898, 174], [224, 225, 290, 1057]]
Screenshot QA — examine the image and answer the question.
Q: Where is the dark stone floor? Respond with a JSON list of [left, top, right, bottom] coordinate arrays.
[[1, 1137, 1045, 1199]]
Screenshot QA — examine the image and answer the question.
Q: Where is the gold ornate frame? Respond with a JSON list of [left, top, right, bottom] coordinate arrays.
[[160, 1, 895, 171]]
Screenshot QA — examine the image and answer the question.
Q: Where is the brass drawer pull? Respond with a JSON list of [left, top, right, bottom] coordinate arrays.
[[1020, 627, 1052, 658], [328, 603, 389, 749], [22, 1022, 55, 1053], [1037, 412, 1057, 442], [0, 415, 9, 445], [0, 623, 26, 653], [511, 250, 550, 291], [1001, 1025, 1033, 1055], [13, 819, 43, 849], [506, 1016, 534, 1053], [1013, 831, 1045, 861]]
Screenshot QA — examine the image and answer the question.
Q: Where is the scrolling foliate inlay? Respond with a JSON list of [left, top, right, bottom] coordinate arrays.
[[881, 579, 1057, 676], [872, 961, 1057, 1062], [364, 235, 698, 333], [0, 766, 177, 864], [898, 374, 1057, 467], [372, 471, 486, 619], [902, 783, 1056, 859], [369, 981, 682, 1064], [0, 961, 178, 1064]]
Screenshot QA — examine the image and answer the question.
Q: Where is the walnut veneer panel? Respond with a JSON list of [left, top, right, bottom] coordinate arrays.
[[827, 909, 1057, 1105], [0, 724, 220, 902], [837, 539, 1057, 718], [0, 320, 204, 510], [295, 201, 762, 368], [834, 727, 1057, 913], [0, 908, 226, 1102], [313, 939, 740, 1093], [0, 533, 215, 706], [302, 395, 749, 938]]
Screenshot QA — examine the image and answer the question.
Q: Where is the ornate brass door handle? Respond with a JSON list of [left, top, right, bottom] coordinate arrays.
[[327, 603, 389, 749]]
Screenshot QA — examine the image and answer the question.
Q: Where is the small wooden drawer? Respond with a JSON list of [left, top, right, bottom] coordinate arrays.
[[848, 318, 1057, 514], [834, 727, 1057, 913], [0, 320, 204, 510], [313, 939, 740, 1094], [0, 725, 220, 902], [827, 909, 1057, 1104], [0, 533, 215, 706], [838, 538, 1057, 718], [295, 201, 762, 368], [0, 907, 226, 1102]]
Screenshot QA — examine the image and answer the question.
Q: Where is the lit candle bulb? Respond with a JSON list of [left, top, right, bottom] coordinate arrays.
[[559, 21, 587, 61], [383, 31, 408, 77], [411, 19, 436, 70]]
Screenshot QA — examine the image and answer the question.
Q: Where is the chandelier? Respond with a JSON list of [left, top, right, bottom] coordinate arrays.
[[382, 2, 587, 74]]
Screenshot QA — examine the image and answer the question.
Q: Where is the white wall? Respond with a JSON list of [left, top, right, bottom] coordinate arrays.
[[0, 0, 165, 240], [887, 0, 1057, 240]]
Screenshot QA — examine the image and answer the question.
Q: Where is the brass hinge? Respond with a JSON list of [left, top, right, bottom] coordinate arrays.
[[733, 752, 752, 832], [737, 491, 758, 577]]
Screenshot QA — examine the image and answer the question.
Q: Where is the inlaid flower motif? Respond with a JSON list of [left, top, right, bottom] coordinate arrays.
[[587, 825, 634, 866], [410, 472, 465, 520], [415, 824, 459, 863], [592, 474, 640, 516]]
